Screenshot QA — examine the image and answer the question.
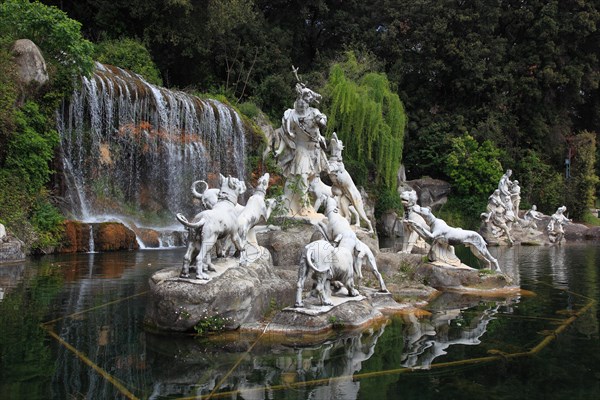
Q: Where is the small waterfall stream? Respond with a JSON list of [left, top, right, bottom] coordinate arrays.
[[56, 63, 247, 246]]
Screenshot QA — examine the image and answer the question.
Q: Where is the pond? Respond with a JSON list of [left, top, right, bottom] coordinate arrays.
[[0, 244, 599, 399]]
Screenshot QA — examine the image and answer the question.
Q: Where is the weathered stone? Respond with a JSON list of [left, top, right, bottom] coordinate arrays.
[[585, 226, 600, 240], [144, 254, 295, 332], [94, 222, 139, 251], [564, 222, 591, 241], [58, 221, 91, 253], [11, 39, 48, 100], [0, 237, 25, 263], [257, 222, 316, 269], [377, 210, 402, 238], [265, 297, 385, 334], [401, 178, 451, 210], [136, 228, 161, 248], [415, 262, 512, 291]]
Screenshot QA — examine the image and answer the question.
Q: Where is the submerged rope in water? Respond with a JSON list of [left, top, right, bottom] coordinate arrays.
[[40, 284, 595, 399]]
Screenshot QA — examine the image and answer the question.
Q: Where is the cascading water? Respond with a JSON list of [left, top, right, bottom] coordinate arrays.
[[56, 63, 247, 241]]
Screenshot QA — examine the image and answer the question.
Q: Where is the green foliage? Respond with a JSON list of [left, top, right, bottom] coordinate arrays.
[[0, 0, 95, 92], [237, 101, 261, 119], [94, 37, 162, 85], [517, 149, 565, 214], [0, 101, 63, 250], [5, 102, 59, 192], [0, 37, 18, 164], [437, 196, 487, 231], [374, 186, 403, 218], [564, 131, 599, 220], [445, 133, 503, 197], [325, 52, 406, 192], [194, 315, 230, 336]]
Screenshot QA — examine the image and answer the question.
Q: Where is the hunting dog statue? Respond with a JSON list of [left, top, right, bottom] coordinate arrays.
[[295, 238, 357, 308], [327, 133, 374, 233], [237, 173, 276, 265], [407, 206, 501, 272], [176, 174, 246, 279]]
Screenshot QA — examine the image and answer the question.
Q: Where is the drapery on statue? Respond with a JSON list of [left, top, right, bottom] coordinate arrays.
[[547, 205, 571, 244], [275, 67, 328, 216]]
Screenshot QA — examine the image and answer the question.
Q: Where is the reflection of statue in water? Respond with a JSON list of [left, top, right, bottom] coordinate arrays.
[[276, 76, 328, 215], [400, 302, 502, 369], [547, 205, 571, 244]]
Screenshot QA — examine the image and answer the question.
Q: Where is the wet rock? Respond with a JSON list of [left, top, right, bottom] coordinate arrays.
[[257, 222, 317, 269], [58, 221, 91, 253], [136, 228, 160, 248], [415, 262, 512, 291], [564, 222, 592, 241], [585, 226, 600, 240], [377, 210, 402, 238], [94, 222, 139, 251]]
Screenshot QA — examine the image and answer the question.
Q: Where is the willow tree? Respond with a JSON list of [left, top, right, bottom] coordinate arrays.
[[324, 58, 406, 193]]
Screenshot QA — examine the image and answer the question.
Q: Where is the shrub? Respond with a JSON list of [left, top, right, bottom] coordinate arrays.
[[95, 38, 162, 85], [0, 0, 94, 93]]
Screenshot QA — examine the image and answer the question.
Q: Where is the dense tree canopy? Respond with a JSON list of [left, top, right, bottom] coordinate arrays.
[[4, 0, 600, 224]]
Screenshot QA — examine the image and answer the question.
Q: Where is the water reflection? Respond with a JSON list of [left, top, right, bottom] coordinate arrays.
[[1, 246, 599, 399], [146, 324, 388, 399], [400, 293, 514, 369], [0, 262, 25, 301]]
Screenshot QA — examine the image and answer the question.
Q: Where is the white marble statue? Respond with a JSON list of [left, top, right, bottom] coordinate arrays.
[[523, 204, 543, 229], [498, 169, 513, 204], [0, 223, 6, 242], [399, 189, 430, 254], [327, 133, 374, 233], [481, 189, 514, 244], [316, 196, 387, 291], [407, 205, 501, 272], [176, 174, 247, 279], [295, 238, 357, 307], [481, 169, 523, 245], [237, 173, 277, 265], [547, 205, 571, 244], [510, 180, 521, 216], [191, 180, 219, 210], [276, 77, 329, 215]]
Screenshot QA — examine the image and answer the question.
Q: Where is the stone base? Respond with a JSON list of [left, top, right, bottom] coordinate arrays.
[[259, 287, 408, 336], [0, 237, 25, 263], [415, 262, 515, 292], [144, 253, 295, 332]]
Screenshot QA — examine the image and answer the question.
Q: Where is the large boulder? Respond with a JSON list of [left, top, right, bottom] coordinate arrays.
[[0, 234, 25, 263], [11, 39, 48, 100], [415, 262, 513, 292], [93, 222, 139, 251], [58, 221, 91, 253], [144, 253, 295, 332], [400, 178, 452, 210]]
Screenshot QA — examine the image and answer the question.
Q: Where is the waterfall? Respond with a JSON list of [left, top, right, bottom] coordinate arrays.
[[88, 225, 95, 253], [56, 62, 247, 231]]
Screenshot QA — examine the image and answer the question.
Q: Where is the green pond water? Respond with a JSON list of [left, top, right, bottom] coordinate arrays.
[[1, 244, 599, 399]]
